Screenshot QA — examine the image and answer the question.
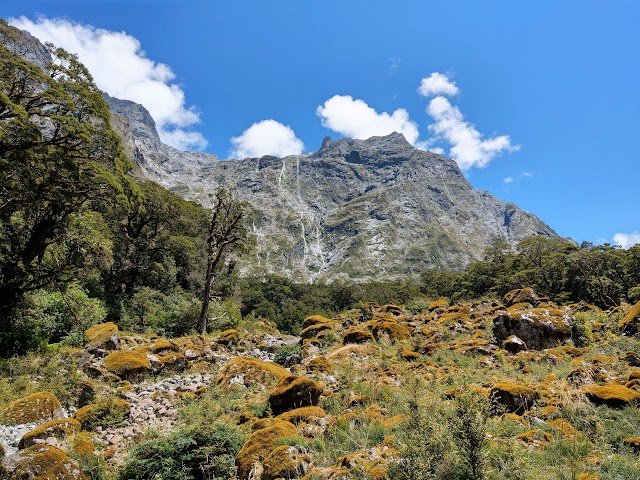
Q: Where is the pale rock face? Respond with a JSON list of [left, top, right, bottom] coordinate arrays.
[[108, 94, 557, 282]]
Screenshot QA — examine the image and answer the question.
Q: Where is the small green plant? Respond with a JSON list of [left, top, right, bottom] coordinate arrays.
[[571, 312, 594, 347], [451, 391, 491, 480], [274, 343, 302, 366]]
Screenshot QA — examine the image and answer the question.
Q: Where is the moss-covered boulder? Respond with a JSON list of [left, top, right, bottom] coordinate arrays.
[[217, 329, 239, 346], [504, 335, 528, 353], [343, 328, 374, 344], [276, 406, 326, 425], [15, 444, 88, 479], [302, 315, 333, 330], [104, 350, 151, 380], [493, 307, 571, 350], [623, 436, 640, 453], [18, 418, 81, 449], [235, 419, 297, 479], [621, 301, 640, 336], [268, 375, 323, 415], [583, 384, 640, 408], [490, 381, 538, 413], [306, 356, 333, 374], [73, 399, 130, 430], [0, 392, 62, 425], [84, 322, 120, 352], [262, 445, 312, 480], [367, 317, 411, 341], [503, 288, 539, 307], [218, 356, 289, 388]]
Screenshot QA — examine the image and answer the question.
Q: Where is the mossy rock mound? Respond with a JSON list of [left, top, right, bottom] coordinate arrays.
[[493, 307, 571, 350], [0, 392, 62, 425], [300, 322, 335, 339], [583, 384, 640, 408], [217, 329, 239, 345], [84, 322, 120, 352], [302, 315, 333, 330], [503, 288, 539, 307], [621, 300, 640, 336], [516, 429, 552, 447], [104, 350, 151, 380], [218, 356, 289, 388], [74, 399, 130, 430], [235, 419, 297, 480], [623, 436, 640, 452], [490, 381, 538, 413], [15, 444, 88, 479], [276, 406, 327, 425], [366, 317, 411, 341], [306, 356, 333, 374], [400, 347, 421, 360], [148, 339, 180, 354], [428, 299, 449, 311], [343, 327, 374, 344], [504, 335, 528, 353], [18, 418, 81, 449], [262, 445, 312, 480], [269, 375, 323, 415]]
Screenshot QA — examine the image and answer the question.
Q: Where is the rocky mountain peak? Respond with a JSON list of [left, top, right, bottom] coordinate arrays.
[[0, 20, 51, 70], [311, 131, 414, 165]]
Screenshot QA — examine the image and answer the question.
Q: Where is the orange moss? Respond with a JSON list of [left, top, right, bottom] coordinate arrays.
[[235, 419, 297, 479], [584, 384, 640, 407], [104, 350, 151, 379], [400, 347, 421, 360], [547, 418, 579, 440], [306, 356, 333, 374], [343, 327, 374, 344], [268, 375, 323, 415], [428, 299, 449, 311], [490, 381, 538, 413], [85, 322, 119, 350], [276, 406, 326, 425], [302, 315, 333, 330], [516, 429, 552, 447], [0, 392, 62, 425], [18, 418, 81, 449], [217, 329, 239, 345], [262, 445, 311, 480], [149, 339, 178, 353], [620, 300, 640, 335], [218, 356, 289, 388], [15, 444, 87, 479], [300, 323, 334, 339], [73, 433, 96, 457], [623, 436, 640, 452]]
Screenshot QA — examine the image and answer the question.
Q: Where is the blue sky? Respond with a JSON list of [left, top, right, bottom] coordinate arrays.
[[2, 1, 639, 247]]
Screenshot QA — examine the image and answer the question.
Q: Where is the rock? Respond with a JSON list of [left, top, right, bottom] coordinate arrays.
[[400, 347, 421, 360], [104, 350, 151, 380], [217, 329, 239, 346], [343, 328, 374, 344], [276, 406, 326, 425], [583, 384, 640, 408], [235, 419, 297, 480], [623, 436, 640, 453], [516, 429, 552, 448], [306, 357, 333, 374], [503, 288, 539, 307], [85, 322, 120, 352], [218, 356, 289, 388], [268, 375, 323, 415], [621, 301, 640, 336], [0, 392, 62, 425], [490, 382, 538, 413], [504, 335, 528, 353], [262, 445, 312, 480], [15, 444, 88, 479], [18, 419, 80, 449], [366, 317, 411, 341], [493, 306, 572, 350], [74, 400, 130, 430]]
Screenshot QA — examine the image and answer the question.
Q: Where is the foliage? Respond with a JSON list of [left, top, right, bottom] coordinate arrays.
[[273, 344, 302, 366], [118, 422, 244, 480]]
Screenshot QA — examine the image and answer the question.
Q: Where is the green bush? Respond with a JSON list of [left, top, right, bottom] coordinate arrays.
[[571, 312, 594, 347], [274, 344, 302, 366], [118, 422, 244, 480], [120, 286, 200, 337]]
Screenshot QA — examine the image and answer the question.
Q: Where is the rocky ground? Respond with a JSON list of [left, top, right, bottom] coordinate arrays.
[[1, 289, 639, 479]]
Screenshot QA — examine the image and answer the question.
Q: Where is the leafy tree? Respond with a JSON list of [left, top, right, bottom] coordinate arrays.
[[0, 38, 132, 355]]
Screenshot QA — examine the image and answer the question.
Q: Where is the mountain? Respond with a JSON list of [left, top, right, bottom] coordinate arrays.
[[106, 97, 557, 282], [1, 20, 557, 282]]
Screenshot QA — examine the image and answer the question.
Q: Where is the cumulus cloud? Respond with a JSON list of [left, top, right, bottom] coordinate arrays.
[[316, 95, 419, 145], [418, 72, 459, 97], [230, 119, 304, 159], [612, 232, 640, 249], [10, 16, 206, 150], [417, 72, 518, 170], [504, 176, 514, 184]]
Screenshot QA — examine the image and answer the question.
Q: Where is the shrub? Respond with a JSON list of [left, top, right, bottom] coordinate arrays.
[[274, 344, 302, 366], [118, 422, 244, 480], [571, 312, 594, 347]]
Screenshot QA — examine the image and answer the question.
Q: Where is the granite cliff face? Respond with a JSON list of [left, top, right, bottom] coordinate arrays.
[[106, 97, 557, 282], [2, 20, 557, 282]]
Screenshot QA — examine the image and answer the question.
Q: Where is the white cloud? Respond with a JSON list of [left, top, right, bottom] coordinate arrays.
[[316, 95, 419, 145], [230, 119, 304, 159], [9, 16, 206, 150], [504, 176, 514, 184], [418, 72, 459, 97], [426, 96, 518, 170], [612, 232, 640, 249]]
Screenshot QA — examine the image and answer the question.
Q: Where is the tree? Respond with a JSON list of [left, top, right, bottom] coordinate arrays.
[[198, 189, 248, 334], [0, 36, 133, 354]]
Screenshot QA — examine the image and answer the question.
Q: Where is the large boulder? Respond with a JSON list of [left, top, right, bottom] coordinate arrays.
[[104, 350, 151, 380], [235, 419, 297, 480], [0, 392, 62, 425], [74, 400, 130, 430], [15, 444, 87, 479], [493, 306, 571, 350], [621, 301, 640, 336], [503, 288, 539, 307], [18, 418, 81, 449], [218, 356, 289, 388], [84, 322, 120, 352], [268, 375, 323, 415], [583, 384, 640, 408], [490, 381, 538, 413]]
